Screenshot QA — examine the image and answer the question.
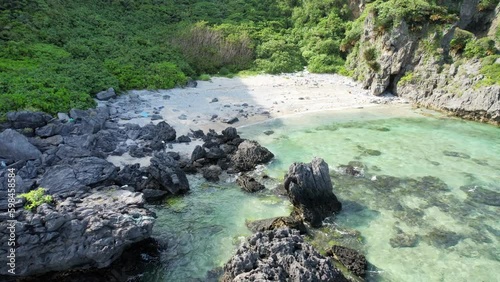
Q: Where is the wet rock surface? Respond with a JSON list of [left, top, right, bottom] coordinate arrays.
[[326, 245, 367, 278], [236, 174, 265, 193], [246, 216, 307, 234], [222, 228, 347, 282], [284, 158, 342, 227]]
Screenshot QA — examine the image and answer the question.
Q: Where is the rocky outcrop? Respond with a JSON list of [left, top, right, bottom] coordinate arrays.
[[184, 127, 274, 177], [39, 157, 118, 196], [326, 245, 367, 278], [222, 228, 347, 282], [0, 129, 42, 162], [246, 216, 307, 234], [231, 140, 274, 172], [284, 158, 342, 227], [5, 111, 52, 129], [347, 2, 500, 124], [0, 187, 154, 276]]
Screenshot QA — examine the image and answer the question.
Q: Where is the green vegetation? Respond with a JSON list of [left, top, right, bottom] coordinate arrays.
[[399, 71, 414, 85], [464, 38, 497, 58], [0, 0, 498, 115], [18, 187, 54, 211], [477, 55, 500, 87]]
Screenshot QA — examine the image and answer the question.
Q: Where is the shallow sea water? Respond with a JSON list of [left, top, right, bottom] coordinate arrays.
[[147, 105, 499, 281]]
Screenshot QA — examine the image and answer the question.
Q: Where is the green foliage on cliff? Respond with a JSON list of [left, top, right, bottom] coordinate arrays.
[[1, 0, 498, 115]]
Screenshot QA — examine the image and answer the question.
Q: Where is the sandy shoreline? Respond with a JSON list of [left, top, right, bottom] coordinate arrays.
[[104, 72, 407, 167], [105, 72, 407, 135]]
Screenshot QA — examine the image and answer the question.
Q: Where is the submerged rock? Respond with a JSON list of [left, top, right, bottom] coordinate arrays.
[[443, 150, 471, 159], [326, 245, 367, 278], [284, 158, 342, 227], [222, 228, 347, 282], [461, 185, 500, 206]]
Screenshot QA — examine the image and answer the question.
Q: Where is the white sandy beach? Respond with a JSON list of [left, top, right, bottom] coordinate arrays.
[[109, 72, 406, 134], [105, 72, 407, 167]]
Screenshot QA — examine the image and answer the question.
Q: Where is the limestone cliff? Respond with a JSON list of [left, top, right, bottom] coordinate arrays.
[[346, 0, 500, 124]]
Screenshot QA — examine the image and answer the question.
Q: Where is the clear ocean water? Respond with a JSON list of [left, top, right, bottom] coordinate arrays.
[[146, 105, 499, 281]]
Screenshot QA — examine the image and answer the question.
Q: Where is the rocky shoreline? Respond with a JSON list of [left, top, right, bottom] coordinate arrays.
[[0, 91, 372, 281]]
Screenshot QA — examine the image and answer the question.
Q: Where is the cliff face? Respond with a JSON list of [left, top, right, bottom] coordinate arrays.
[[347, 1, 500, 124]]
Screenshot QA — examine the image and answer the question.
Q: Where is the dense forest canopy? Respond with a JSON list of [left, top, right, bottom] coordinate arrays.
[[0, 0, 498, 115]]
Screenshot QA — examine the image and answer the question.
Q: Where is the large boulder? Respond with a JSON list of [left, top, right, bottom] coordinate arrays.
[[148, 152, 189, 194], [0, 129, 42, 162], [6, 111, 52, 129], [284, 158, 342, 227], [222, 228, 347, 282], [0, 187, 155, 276], [39, 157, 118, 196], [231, 140, 274, 171]]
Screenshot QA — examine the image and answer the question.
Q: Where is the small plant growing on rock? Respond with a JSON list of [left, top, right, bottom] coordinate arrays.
[[18, 188, 54, 211]]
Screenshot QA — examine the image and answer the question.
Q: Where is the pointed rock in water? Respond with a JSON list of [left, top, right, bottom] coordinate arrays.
[[326, 245, 367, 278], [284, 158, 342, 227], [237, 174, 265, 193], [222, 228, 347, 282], [202, 165, 222, 182]]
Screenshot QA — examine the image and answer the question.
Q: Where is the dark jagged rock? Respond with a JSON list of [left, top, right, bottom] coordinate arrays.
[[28, 135, 64, 152], [231, 140, 274, 172], [6, 111, 52, 129], [222, 228, 347, 282], [0, 187, 154, 276], [149, 152, 189, 195], [202, 165, 222, 182], [96, 87, 116, 100], [189, 129, 205, 139], [246, 216, 307, 234], [206, 147, 226, 159], [177, 135, 191, 143], [69, 107, 109, 135], [236, 174, 265, 193], [221, 127, 238, 141], [0, 129, 42, 162], [191, 145, 206, 162], [326, 245, 367, 278], [284, 158, 342, 227]]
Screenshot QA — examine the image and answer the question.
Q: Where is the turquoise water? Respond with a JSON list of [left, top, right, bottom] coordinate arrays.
[[148, 105, 500, 281]]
